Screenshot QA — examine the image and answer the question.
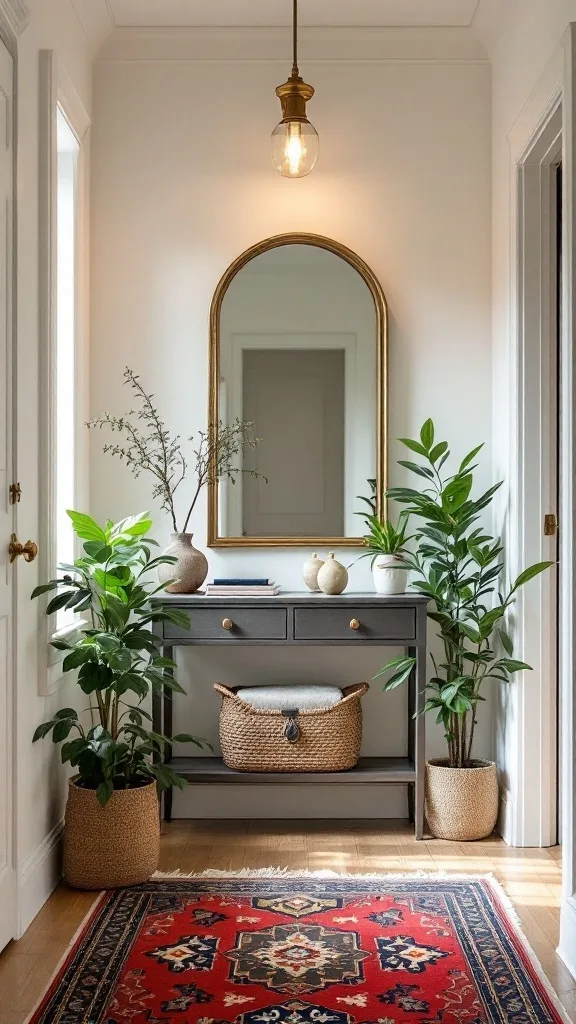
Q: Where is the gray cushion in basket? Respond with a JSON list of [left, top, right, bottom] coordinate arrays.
[[237, 684, 342, 711]]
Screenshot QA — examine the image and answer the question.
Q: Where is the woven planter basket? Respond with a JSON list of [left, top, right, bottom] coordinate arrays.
[[425, 759, 499, 841], [215, 682, 368, 773], [64, 778, 160, 890]]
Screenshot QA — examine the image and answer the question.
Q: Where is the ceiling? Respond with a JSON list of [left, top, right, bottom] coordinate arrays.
[[106, 0, 481, 30]]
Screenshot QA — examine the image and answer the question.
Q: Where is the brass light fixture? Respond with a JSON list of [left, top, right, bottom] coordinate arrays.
[[271, 0, 318, 178]]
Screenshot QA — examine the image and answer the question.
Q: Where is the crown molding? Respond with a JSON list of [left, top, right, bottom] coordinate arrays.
[[97, 25, 489, 64], [0, 0, 30, 37]]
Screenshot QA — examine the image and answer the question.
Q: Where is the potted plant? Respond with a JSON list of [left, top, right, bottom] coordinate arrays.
[[88, 368, 264, 593], [356, 480, 414, 594], [32, 510, 209, 889], [377, 420, 552, 840]]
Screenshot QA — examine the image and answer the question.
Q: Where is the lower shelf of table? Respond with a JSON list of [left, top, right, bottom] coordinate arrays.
[[167, 756, 416, 785]]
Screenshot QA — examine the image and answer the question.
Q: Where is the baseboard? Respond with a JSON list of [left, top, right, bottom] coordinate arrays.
[[558, 894, 576, 980], [17, 820, 63, 937]]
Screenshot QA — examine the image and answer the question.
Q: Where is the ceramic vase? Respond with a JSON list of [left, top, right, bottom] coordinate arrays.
[[372, 554, 409, 595], [157, 532, 208, 594], [317, 552, 348, 595], [302, 553, 325, 592]]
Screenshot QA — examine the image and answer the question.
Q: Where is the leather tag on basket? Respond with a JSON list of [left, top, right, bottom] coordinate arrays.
[[281, 709, 300, 743]]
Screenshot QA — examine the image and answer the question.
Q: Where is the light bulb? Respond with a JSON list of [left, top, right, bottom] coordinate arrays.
[[271, 119, 319, 178]]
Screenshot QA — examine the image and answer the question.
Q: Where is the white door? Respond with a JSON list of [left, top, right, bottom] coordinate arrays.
[[0, 37, 15, 954]]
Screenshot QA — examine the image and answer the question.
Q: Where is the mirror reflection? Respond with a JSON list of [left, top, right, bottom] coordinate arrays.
[[212, 239, 385, 545]]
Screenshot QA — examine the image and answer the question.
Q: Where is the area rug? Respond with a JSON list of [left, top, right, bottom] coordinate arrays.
[[28, 872, 568, 1024]]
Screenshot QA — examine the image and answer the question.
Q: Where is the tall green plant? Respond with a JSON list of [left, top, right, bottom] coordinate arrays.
[[32, 511, 209, 804], [377, 420, 552, 767]]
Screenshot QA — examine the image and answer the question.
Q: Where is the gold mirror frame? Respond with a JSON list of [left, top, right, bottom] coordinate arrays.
[[208, 232, 388, 548]]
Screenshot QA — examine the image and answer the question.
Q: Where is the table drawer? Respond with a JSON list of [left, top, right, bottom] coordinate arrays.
[[293, 606, 416, 641], [164, 607, 288, 641]]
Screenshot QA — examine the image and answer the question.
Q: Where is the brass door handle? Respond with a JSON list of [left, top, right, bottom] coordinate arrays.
[[222, 618, 233, 631], [9, 534, 38, 563], [350, 618, 360, 631]]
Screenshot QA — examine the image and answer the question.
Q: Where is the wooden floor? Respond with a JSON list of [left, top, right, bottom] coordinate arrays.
[[0, 820, 573, 1023]]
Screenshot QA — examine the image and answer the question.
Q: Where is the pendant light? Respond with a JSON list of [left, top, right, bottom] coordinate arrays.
[[271, 0, 318, 178]]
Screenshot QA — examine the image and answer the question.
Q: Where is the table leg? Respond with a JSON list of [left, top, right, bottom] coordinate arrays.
[[414, 618, 427, 840], [163, 645, 174, 822]]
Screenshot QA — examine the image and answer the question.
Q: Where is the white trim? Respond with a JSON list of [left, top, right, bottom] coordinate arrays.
[[96, 25, 489, 64], [557, 22, 576, 974], [512, 100, 561, 849], [0, 0, 29, 39], [37, 51, 91, 696], [17, 820, 63, 937]]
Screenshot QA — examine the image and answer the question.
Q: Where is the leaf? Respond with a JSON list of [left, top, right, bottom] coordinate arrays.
[[510, 561, 554, 593], [31, 582, 61, 599], [52, 718, 75, 742], [398, 438, 428, 457], [67, 511, 107, 544], [429, 441, 449, 464], [499, 630, 513, 656], [83, 541, 113, 560], [96, 781, 114, 806], [32, 721, 56, 742], [498, 658, 533, 673], [397, 461, 435, 480], [46, 590, 77, 615], [420, 419, 435, 451], [459, 443, 484, 472]]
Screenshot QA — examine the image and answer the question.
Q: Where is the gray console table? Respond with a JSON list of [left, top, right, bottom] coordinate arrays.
[[152, 592, 428, 838]]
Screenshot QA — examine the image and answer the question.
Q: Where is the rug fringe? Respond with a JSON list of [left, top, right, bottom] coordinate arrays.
[[153, 867, 496, 880], [152, 867, 572, 1023]]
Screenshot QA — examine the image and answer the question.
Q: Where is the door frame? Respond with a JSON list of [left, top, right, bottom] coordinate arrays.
[[0, 0, 29, 951], [510, 25, 576, 975], [512, 99, 561, 850]]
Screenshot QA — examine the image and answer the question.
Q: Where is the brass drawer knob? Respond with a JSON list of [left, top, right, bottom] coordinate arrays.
[[350, 618, 360, 631], [222, 618, 233, 631]]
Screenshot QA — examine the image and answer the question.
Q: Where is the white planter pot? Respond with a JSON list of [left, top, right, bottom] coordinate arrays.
[[372, 554, 409, 595]]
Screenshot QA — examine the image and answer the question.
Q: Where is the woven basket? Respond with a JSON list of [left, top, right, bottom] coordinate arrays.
[[425, 759, 498, 841], [215, 682, 368, 773], [64, 778, 160, 890]]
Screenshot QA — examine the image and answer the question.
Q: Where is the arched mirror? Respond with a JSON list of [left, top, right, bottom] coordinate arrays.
[[208, 233, 388, 547]]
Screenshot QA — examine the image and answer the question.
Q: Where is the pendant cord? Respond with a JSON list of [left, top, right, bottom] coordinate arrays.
[[292, 0, 298, 76]]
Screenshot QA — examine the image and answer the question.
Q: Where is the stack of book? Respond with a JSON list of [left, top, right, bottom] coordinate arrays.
[[205, 578, 281, 596]]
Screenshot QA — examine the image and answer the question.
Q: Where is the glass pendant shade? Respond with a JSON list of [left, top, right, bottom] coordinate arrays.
[[271, 118, 319, 178]]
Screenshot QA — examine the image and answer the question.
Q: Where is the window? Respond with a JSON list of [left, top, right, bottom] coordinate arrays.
[[55, 107, 80, 631], [38, 52, 91, 692]]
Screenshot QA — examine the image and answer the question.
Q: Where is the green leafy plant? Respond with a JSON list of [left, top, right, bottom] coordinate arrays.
[[376, 420, 553, 768], [32, 510, 210, 805], [87, 368, 264, 533], [355, 479, 414, 566]]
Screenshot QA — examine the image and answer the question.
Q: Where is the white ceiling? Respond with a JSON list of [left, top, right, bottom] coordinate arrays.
[[106, 0, 480, 30]]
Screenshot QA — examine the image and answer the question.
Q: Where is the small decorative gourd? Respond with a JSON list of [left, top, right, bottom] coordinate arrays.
[[302, 553, 324, 592], [317, 552, 348, 595]]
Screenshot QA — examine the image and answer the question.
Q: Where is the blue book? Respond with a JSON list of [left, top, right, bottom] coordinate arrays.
[[213, 578, 270, 586]]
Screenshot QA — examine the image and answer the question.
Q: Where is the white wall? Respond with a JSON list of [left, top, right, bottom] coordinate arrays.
[[90, 52, 492, 816], [13, 0, 92, 932]]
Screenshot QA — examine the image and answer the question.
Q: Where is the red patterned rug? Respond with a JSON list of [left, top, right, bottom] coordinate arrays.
[[28, 873, 568, 1024]]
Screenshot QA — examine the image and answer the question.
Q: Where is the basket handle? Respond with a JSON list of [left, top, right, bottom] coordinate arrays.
[[213, 683, 242, 702], [340, 682, 370, 705]]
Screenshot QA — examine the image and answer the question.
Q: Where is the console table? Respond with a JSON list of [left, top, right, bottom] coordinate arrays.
[[152, 592, 428, 838]]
